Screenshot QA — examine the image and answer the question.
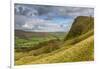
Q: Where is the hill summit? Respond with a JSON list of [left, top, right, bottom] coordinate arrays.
[[64, 16, 94, 40]]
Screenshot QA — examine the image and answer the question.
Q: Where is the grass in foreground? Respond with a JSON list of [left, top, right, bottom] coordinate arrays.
[[15, 31, 94, 65]]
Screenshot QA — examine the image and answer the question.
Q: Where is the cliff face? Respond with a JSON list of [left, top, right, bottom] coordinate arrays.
[[64, 16, 94, 40]]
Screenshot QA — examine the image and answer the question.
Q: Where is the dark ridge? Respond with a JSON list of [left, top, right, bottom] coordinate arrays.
[[64, 16, 94, 41]]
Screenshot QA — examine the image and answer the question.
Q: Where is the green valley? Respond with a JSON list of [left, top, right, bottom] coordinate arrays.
[[15, 16, 94, 65]]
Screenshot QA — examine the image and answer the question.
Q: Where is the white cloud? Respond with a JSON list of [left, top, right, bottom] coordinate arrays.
[[20, 18, 65, 32], [22, 23, 33, 29], [15, 13, 74, 32]]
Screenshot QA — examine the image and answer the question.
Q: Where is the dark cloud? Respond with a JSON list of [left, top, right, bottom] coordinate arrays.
[[15, 3, 94, 17]]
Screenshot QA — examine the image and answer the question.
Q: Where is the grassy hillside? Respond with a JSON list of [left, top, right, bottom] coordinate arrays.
[[15, 16, 94, 65], [15, 30, 94, 65], [29, 35, 94, 64], [64, 16, 94, 40]]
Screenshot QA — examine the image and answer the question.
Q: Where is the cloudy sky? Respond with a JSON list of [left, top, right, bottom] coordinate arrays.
[[14, 3, 94, 32]]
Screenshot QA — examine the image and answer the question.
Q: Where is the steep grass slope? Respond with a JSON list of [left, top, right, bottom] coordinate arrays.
[[15, 30, 94, 65], [64, 16, 94, 40], [29, 35, 94, 64]]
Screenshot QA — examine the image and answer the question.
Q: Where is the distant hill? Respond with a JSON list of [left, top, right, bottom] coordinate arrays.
[[64, 16, 94, 40], [15, 30, 51, 39], [15, 30, 66, 39]]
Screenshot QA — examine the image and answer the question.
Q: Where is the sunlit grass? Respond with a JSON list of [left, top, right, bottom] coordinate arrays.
[[15, 31, 94, 65], [30, 35, 94, 64]]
